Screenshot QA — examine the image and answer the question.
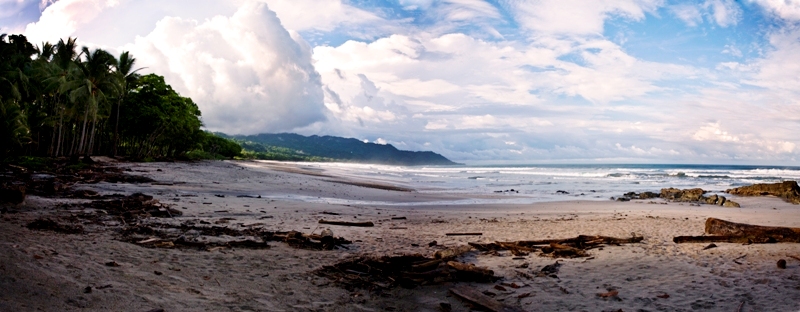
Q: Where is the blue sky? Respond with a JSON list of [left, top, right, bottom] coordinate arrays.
[[2, 0, 800, 164]]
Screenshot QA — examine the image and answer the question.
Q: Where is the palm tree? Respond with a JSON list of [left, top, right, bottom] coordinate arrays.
[[64, 47, 120, 156], [41, 38, 79, 156], [0, 34, 35, 158], [113, 51, 143, 156]]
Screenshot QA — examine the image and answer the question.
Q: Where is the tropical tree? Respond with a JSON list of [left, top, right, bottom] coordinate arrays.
[[112, 51, 143, 156], [0, 34, 35, 158], [63, 47, 120, 156], [1, 34, 234, 161], [45, 38, 80, 157]]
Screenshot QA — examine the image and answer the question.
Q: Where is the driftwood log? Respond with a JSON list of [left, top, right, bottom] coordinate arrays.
[[449, 285, 525, 312], [434, 245, 472, 259], [446, 261, 497, 282], [469, 235, 643, 258], [674, 218, 800, 244], [543, 243, 589, 258], [122, 223, 351, 250], [315, 254, 499, 289], [512, 235, 644, 248], [445, 232, 483, 236], [318, 220, 375, 227]]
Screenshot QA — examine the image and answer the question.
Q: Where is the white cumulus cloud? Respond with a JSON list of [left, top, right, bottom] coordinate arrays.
[[23, 0, 327, 135]]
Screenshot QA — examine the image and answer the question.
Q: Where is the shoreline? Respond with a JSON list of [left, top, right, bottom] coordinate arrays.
[[2, 159, 799, 311]]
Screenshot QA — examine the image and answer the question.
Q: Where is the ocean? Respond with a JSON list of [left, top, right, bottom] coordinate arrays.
[[280, 162, 800, 205]]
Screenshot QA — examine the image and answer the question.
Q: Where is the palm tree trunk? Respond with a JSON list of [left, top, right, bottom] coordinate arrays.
[[55, 109, 64, 156], [87, 118, 97, 156], [78, 105, 89, 155], [69, 123, 77, 156], [113, 98, 121, 157]]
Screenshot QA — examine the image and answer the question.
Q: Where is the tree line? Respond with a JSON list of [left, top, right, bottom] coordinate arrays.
[[0, 34, 240, 161]]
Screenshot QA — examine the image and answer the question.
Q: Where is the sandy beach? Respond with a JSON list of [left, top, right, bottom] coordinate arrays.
[[2, 159, 800, 311]]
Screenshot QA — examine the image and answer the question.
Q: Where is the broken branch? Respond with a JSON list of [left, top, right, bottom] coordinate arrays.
[[318, 220, 375, 227]]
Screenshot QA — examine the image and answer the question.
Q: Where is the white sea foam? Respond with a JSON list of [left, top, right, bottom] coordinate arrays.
[[254, 161, 800, 204]]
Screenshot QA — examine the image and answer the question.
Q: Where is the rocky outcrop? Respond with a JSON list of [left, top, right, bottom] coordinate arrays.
[[660, 188, 705, 202], [723, 200, 740, 208], [725, 181, 800, 204], [704, 194, 741, 207], [619, 188, 740, 207]]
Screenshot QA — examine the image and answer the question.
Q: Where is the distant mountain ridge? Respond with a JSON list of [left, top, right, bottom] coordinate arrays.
[[224, 133, 460, 166]]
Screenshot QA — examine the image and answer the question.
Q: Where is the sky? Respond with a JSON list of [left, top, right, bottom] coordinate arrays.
[[2, 0, 800, 165]]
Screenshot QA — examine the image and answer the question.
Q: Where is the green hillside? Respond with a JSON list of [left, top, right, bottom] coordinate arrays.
[[225, 133, 459, 166]]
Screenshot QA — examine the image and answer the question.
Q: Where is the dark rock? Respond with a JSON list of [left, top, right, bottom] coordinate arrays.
[[726, 181, 800, 204], [0, 184, 25, 206], [660, 188, 705, 202], [778, 259, 787, 269], [639, 191, 659, 199], [723, 200, 740, 208], [540, 261, 561, 275]]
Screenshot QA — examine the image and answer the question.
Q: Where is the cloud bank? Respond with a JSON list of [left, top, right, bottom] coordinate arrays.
[[11, 0, 800, 164]]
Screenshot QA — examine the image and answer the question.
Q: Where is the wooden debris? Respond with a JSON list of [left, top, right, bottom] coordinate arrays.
[[136, 238, 161, 244], [446, 232, 482, 236], [469, 242, 503, 251], [434, 245, 472, 259], [673, 235, 753, 244], [120, 223, 350, 251], [597, 290, 619, 298], [449, 285, 525, 312], [411, 259, 442, 271], [319, 219, 374, 227], [472, 234, 644, 259], [542, 243, 589, 258], [674, 218, 800, 244], [446, 261, 497, 282], [469, 235, 644, 258], [706, 218, 800, 242], [26, 218, 84, 234], [789, 255, 800, 262], [316, 254, 499, 290]]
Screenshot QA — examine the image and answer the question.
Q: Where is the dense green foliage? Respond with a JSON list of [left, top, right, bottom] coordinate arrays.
[[0, 34, 237, 161], [237, 139, 333, 162], [228, 133, 458, 166], [196, 132, 242, 159]]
